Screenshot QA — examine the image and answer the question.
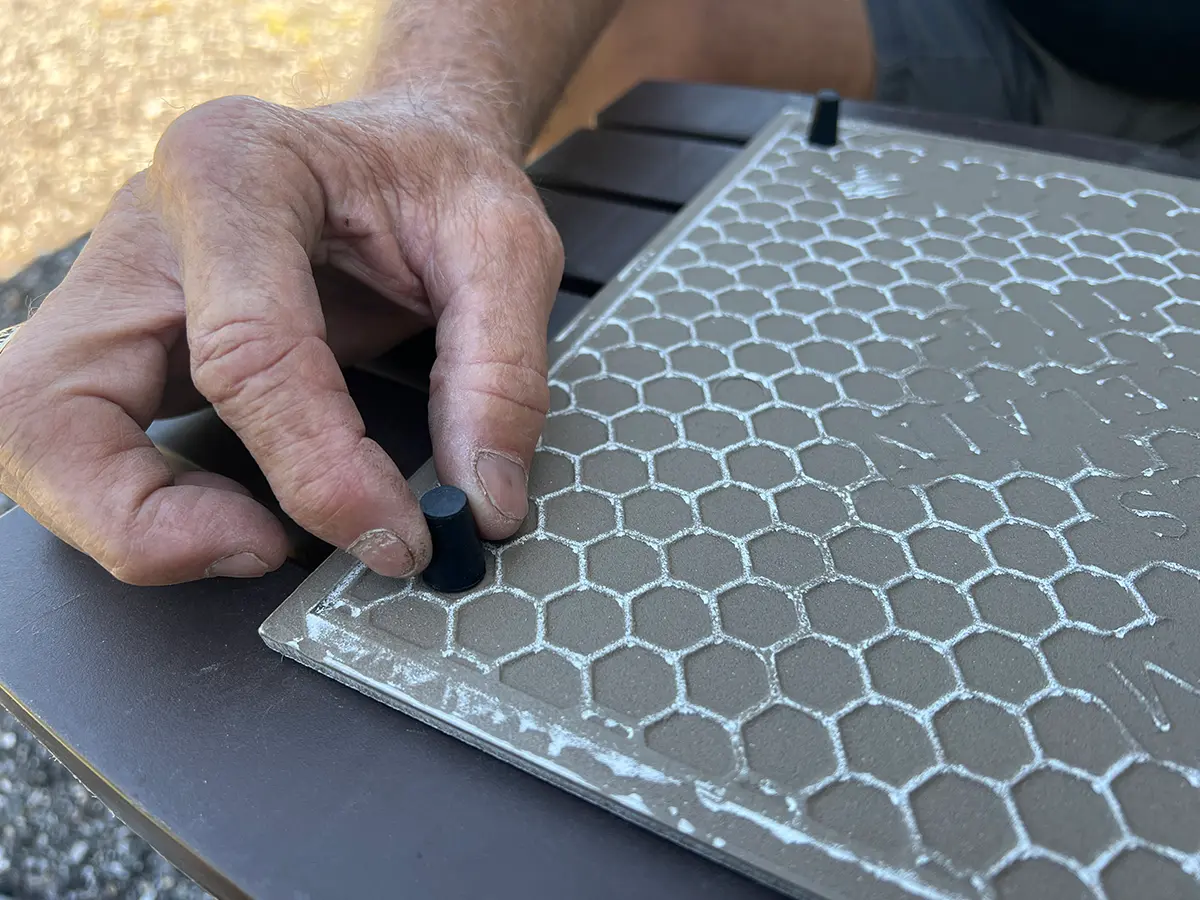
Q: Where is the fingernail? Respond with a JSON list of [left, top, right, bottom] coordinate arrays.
[[348, 528, 416, 578], [206, 552, 270, 579], [476, 451, 529, 522]]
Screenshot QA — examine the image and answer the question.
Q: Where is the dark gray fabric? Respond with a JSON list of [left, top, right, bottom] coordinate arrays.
[[1003, 0, 1200, 102], [867, 0, 1200, 155], [868, 0, 1042, 123]]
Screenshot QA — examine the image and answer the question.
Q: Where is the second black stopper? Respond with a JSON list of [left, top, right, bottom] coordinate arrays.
[[807, 89, 841, 147], [420, 485, 487, 593]]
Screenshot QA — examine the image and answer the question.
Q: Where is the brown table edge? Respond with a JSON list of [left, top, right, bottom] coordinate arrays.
[[0, 684, 247, 900]]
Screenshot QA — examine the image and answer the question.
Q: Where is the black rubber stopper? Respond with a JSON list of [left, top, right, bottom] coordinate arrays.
[[420, 485, 486, 593], [807, 89, 841, 147]]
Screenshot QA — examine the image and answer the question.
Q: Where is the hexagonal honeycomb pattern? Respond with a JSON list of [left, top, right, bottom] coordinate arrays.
[[264, 110, 1200, 900]]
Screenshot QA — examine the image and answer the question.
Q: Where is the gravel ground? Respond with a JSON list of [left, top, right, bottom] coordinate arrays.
[[1, 241, 208, 898], [0, 713, 211, 900]]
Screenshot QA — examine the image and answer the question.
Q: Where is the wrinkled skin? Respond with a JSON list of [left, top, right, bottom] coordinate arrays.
[[0, 95, 564, 585]]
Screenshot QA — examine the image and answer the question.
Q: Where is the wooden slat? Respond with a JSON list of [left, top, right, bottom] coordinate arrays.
[[529, 129, 738, 209], [539, 187, 673, 291], [603, 81, 1200, 179], [599, 81, 794, 144]]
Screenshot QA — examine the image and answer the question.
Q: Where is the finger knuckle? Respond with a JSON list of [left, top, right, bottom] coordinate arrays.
[[430, 356, 551, 422], [159, 96, 269, 151], [524, 204, 565, 273], [105, 170, 151, 214], [153, 96, 292, 188], [472, 362, 552, 417], [190, 318, 306, 408], [457, 190, 563, 299], [0, 357, 30, 411], [498, 194, 563, 270], [277, 456, 365, 534]]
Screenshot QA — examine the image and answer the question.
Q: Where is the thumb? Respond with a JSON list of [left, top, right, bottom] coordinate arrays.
[[426, 192, 564, 539]]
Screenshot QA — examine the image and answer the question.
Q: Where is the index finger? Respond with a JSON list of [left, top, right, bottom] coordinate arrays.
[[171, 183, 430, 578]]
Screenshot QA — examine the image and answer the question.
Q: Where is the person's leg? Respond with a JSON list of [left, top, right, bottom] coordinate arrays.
[[533, 0, 875, 156], [1016, 25, 1200, 157], [868, 0, 1041, 123]]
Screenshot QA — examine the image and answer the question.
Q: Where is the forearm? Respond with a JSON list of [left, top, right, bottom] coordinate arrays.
[[362, 0, 623, 157]]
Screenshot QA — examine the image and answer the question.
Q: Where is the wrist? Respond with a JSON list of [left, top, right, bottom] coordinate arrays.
[[355, 72, 529, 165]]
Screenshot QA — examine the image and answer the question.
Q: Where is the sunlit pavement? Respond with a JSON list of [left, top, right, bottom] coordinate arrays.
[[1, 0, 384, 277]]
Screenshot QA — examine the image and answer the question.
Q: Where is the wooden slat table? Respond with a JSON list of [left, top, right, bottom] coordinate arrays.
[[1, 81, 1196, 900]]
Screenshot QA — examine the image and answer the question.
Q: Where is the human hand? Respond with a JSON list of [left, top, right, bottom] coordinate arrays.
[[0, 95, 563, 585]]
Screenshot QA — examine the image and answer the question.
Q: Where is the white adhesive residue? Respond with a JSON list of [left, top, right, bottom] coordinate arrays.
[[395, 660, 439, 687], [310, 613, 439, 689], [614, 792, 653, 816], [678, 818, 696, 835], [307, 613, 371, 658], [605, 718, 635, 740], [816, 163, 904, 200], [518, 713, 680, 786], [305, 612, 345, 645], [582, 710, 637, 740], [695, 783, 809, 847], [324, 653, 440, 697], [446, 682, 509, 727], [595, 748, 677, 785]]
